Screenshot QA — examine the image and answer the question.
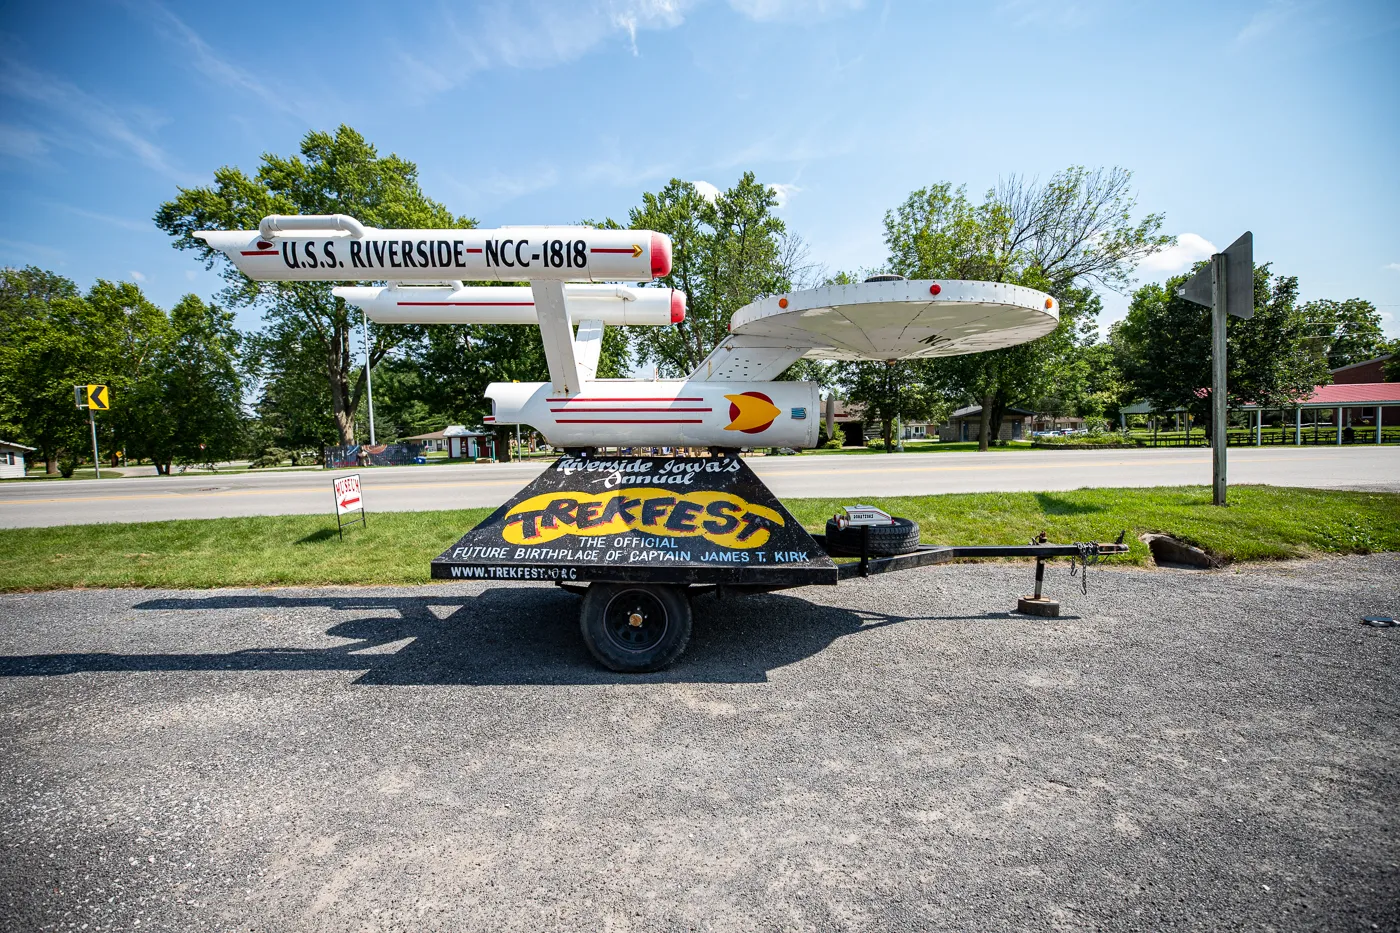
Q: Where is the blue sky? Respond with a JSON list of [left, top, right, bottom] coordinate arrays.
[[2, 0, 1397, 338]]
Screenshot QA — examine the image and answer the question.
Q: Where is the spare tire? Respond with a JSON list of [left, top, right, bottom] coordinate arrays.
[[823, 517, 921, 557]]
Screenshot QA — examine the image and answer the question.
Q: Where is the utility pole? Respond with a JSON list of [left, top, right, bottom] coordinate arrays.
[[362, 307, 376, 445]]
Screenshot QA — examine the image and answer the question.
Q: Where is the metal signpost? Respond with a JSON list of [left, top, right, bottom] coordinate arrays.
[[1178, 232, 1253, 506], [333, 473, 366, 539], [73, 384, 109, 479]]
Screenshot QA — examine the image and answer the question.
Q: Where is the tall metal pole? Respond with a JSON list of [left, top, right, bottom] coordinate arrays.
[[88, 409, 101, 480], [1211, 254, 1228, 506], [362, 308, 376, 446]]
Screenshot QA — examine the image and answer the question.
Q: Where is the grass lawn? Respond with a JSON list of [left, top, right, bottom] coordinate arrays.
[[13, 469, 125, 481], [0, 486, 1396, 592]]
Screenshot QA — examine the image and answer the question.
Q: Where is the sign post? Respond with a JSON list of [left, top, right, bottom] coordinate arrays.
[[1178, 232, 1253, 506], [74, 384, 109, 479], [333, 473, 366, 539]]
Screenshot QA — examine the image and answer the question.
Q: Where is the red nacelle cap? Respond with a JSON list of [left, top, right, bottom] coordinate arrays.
[[651, 232, 673, 278], [670, 289, 687, 323]]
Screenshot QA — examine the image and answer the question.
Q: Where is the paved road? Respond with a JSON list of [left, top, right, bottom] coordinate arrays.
[[1, 556, 1397, 931], [2, 446, 1397, 528]]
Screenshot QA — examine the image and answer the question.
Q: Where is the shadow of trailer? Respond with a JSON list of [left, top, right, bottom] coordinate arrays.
[[429, 451, 1128, 672]]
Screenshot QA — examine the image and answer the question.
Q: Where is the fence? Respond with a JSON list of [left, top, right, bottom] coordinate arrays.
[[323, 443, 423, 469], [1127, 426, 1400, 448]]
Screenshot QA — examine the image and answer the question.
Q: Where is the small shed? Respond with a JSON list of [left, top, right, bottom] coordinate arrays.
[[400, 426, 496, 459], [0, 440, 35, 479], [939, 406, 1033, 442], [443, 425, 495, 459]]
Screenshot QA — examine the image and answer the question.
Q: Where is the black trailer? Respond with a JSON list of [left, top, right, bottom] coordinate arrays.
[[432, 450, 1127, 672]]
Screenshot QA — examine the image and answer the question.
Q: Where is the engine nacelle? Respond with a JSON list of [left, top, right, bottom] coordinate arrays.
[[195, 218, 670, 283], [486, 380, 820, 449], [336, 284, 685, 326]]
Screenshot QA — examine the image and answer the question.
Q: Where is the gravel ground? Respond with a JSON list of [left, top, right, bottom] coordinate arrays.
[[1, 555, 1397, 932]]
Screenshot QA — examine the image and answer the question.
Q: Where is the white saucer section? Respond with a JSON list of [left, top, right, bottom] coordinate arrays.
[[730, 279, 1058, 361]]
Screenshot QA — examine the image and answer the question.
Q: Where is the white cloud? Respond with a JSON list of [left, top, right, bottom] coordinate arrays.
[[130, 271, 146, 281], [185, 270, 198, 281], [55, 204, 153, 233], [1236, 1, 1300, 43], [728, 0, 864, 21], [136, 1, 333, 124], [0, 56, 183, 179], [768, 182, 801, 207], [442, 164, 561, 209], [1137, 233, 1218, 276], [996, 0, 1098, 29], [1384, 263, 1400, 272], [0, 238, 68, 264], [0, 123, 48, 161], [691, 180, 721, 202], [397, 1, 693, 97]]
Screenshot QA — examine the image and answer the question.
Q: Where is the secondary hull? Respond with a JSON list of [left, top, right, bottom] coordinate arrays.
[[485, 380, 820, 448]]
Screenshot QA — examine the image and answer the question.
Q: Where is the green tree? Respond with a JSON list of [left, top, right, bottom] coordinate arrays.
[[85, 280, 173, 466], [883, 167, 1170, 449], [125, 296, 244, 473], [243, 320, 340, 455], [835, 361, 946, 451], [1113, 264, 1329, 423], [0, 272, 169, 472], [623, 174, 805, 376], [155, 125, 468, 445], [1299, 298, 1387, 370], [0, 268, 92, 472]]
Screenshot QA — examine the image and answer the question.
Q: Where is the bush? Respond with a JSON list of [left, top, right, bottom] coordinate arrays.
[[822, 437, 845, 449], [866, 438, 885, 450], [58, 457, 76, 478], [1033, 433, 1142, 448], [249, 447, 287, 469]]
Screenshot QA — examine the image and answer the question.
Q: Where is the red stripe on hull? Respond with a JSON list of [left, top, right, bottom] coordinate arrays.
[[554, 418, 704, 424]]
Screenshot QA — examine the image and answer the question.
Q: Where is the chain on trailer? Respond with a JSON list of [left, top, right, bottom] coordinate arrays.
[[1069, 531, 1125, 595]]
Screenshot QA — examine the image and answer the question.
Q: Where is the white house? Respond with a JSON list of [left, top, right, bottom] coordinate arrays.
[[0, 440, 35, 479]]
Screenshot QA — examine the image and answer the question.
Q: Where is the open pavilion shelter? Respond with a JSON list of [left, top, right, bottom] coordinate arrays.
[[1237, 382, 1400, 446]]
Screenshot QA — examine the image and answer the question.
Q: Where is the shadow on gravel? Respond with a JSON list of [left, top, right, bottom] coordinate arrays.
[[0, 588, 1051, 685]]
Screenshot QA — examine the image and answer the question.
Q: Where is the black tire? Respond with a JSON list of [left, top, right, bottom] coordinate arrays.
[[823, 517, 921, 557], [579, 583, 693, 673]]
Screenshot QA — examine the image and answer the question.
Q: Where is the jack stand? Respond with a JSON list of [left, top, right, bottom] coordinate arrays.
[[1017, 557, 1059, 617]]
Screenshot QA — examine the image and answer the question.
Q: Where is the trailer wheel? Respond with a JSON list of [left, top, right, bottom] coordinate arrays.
[[823, 517, 922, 557], [580, 583, 692, 673]]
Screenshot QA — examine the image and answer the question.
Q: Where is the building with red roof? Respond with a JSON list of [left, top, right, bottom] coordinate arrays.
[[1234, 353, 1399, 444]]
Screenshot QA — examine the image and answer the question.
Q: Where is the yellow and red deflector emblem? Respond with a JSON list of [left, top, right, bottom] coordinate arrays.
[[724, 391, 781, 434]]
